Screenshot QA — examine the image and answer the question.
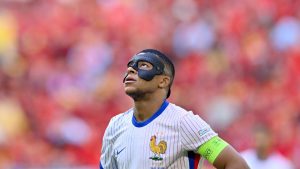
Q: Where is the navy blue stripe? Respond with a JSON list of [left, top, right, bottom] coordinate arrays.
[[188, 151, 195, 169], [132, 100, 169, 127], [100, 163, 104, 169]]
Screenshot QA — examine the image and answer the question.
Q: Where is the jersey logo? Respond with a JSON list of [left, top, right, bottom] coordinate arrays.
[[149, 135, 167, 161], [199, 128, 210, 137], [114, 147, 126, 158], [116, 147, 126, 155]]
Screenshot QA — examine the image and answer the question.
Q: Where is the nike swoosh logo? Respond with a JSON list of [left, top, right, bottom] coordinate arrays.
[[116, 147, 126, 155]]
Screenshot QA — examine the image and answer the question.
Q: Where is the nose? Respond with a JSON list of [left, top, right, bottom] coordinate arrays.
[[127, 66, 137, 74], [123, 66, 137, 83]]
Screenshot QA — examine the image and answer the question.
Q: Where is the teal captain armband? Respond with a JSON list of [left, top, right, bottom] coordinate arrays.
[[197, 136, 228, 164]]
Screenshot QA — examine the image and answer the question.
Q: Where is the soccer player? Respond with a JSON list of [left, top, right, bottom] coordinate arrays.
[[100, 49, 249, 169], [241, 124, 294, 169]]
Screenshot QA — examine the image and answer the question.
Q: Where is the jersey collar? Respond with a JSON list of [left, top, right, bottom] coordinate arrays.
[[132, 100, 169, 128]]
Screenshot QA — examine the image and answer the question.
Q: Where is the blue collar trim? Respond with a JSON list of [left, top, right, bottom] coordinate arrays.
[[132, 100, 169, 128]]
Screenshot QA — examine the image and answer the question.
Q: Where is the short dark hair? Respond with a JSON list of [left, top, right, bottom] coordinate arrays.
[[137, 49, 175, 98]]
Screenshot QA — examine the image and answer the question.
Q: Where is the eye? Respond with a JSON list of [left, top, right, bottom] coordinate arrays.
[[138, 61, 153, 70], [140, 63, 148, 68]]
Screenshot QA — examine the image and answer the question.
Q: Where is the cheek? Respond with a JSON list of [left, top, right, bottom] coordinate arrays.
[[143, 80, 160, 91], [151, 77, 162, 86]]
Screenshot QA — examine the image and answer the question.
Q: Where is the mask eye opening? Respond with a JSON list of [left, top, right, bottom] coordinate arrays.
[[137, 61, 154, 71], [127, 60, 135, 68]]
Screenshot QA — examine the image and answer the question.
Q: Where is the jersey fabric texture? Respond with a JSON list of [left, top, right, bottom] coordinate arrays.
[[100, 100, 217, 169]]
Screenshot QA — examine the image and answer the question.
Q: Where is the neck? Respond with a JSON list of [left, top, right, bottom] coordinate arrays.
[[256, 148, 272, 160], [133, 96, 165, 122]]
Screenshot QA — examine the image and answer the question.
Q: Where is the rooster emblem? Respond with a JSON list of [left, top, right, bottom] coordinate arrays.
[[149, 135, 167, 161]]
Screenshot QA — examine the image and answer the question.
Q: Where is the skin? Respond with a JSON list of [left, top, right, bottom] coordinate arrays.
[[253, 128, 273, 160], [124, 60, 249, 169], [213, 145, 250, 169], [124, 61, 170, 121]]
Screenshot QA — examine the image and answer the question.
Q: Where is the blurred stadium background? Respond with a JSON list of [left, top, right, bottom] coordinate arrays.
[[0, 0, 299, 168]]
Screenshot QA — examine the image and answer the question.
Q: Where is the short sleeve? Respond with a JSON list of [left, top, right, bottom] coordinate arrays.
[[179, 111, 217, 151]]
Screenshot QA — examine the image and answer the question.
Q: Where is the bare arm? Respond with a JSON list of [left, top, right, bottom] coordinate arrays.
[[213, 145, 250, 169]]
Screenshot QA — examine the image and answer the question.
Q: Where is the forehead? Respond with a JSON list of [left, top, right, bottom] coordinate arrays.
[[129, 52, 162, 64]]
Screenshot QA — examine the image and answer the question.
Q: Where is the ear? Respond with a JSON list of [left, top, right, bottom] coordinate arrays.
[[158, 75, 171, 89]]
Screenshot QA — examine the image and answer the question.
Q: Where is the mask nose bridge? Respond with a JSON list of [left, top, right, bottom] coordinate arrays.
[[126, 53, 164, 81], [128, 59, 139, 71]]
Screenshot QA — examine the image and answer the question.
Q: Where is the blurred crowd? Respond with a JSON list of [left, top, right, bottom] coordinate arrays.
[[0, 0, 300, 168]]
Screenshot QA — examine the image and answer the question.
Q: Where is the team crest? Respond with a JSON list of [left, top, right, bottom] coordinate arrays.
[[149, 135, 167, 161]]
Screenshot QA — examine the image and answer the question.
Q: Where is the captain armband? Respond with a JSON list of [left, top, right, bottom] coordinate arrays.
[[197, 136, 228, 164]]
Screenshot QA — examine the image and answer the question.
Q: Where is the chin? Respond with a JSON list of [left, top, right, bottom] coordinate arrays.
[[124, 88, 145, 100], [124, 87, 137, 95]]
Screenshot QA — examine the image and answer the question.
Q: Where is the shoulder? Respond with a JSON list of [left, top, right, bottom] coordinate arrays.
[[167, 102, 213, 132], [168, 103, 206, 122], [106, 109, 132, 131], [270, 152, 294, 168], [167, 102, 193, 117], [111, 109, 132, 122]]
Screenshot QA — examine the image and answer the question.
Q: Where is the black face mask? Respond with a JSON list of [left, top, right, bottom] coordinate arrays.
[[123, 52, 165, 82]]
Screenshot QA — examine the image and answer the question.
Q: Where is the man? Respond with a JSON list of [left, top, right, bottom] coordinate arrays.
[[100, 49, 249, 169], [241, 124, 294, 169]]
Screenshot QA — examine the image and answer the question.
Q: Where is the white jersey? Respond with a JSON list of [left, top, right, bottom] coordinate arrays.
[[100, 100, 217, 169], [241, 149, 294, 169]]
